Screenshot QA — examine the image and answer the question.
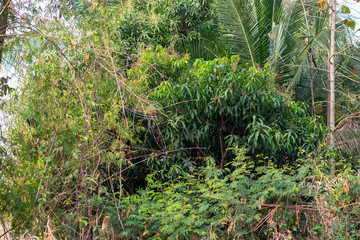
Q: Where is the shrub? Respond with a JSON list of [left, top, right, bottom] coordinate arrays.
[[119, 147, 360, 239], [129, 49, 326, 178]]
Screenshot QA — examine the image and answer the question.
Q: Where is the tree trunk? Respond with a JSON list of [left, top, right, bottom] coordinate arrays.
[[328, 0, 336, 175], [0, 0, 10, 64]]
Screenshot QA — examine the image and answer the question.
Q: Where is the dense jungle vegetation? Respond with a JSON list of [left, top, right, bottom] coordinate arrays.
[[2, 0, 360, 239]]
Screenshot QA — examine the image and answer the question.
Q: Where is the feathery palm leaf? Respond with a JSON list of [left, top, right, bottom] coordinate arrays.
[[269, 0, 304, 83], [215, 0, 281, 67], [287, 9, 329, 91]]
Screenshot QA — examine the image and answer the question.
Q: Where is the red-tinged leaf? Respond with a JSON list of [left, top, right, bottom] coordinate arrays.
[[350, 66, 358, 74], [345, 20, 356, 30]]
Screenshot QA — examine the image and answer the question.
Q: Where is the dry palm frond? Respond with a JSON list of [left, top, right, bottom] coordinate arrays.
[[334, 113, 360, 154]]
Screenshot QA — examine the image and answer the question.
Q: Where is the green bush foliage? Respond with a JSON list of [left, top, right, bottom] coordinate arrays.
[[119, 148, 360, 240], [129, 48, 326, 176]]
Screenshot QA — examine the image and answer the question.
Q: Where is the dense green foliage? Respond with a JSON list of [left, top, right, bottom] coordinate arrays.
[[1, 0, 360, 239], [129, 48, 326, 174], [120, 148, 360, 239]]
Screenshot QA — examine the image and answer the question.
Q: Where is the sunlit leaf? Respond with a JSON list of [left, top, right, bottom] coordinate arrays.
[[344, 19, 356, 30], [341, 5, 350, 14]]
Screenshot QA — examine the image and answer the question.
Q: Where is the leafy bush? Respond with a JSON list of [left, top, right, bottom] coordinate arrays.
[[119, 147, 360, 239], [129, 49, 326, 177]]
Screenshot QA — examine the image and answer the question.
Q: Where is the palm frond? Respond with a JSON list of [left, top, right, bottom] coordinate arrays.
[[269, 0, 304, 83], [215, 0, 281, 67], [284, 8, 330, 99]]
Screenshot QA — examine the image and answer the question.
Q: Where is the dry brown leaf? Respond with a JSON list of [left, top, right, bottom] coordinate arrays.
[[350, 65, 358, 74], [342, 179, 350, 194]]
